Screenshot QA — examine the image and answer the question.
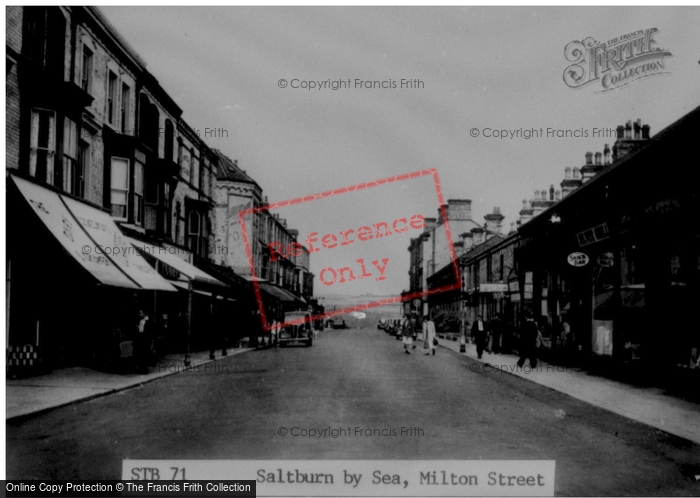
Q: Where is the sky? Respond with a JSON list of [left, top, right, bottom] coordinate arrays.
[[100, 6, 700, 299]]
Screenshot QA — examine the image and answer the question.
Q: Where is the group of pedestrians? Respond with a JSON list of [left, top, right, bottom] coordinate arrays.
[[399, 310, 543, 369], [399, 314, 437, 356]]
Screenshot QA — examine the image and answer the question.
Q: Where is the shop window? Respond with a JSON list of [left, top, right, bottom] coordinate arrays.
[[120, 83, 130, 134], [81, 45, 93, 94], [110, 157, 129, 220], [29, 108, 55, 183]]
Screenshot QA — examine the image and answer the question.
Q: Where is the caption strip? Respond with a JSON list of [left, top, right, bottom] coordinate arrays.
[[122, 460, 555, 497]]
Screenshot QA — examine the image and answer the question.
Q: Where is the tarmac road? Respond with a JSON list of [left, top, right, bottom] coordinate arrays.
[[6, 327, 700, 495]]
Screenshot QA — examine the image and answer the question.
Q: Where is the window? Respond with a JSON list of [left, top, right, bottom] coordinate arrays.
[[76, 140, 89, 198], [107, 71, 117, 125], [62, 119, 88, 198], [29, 109, 55, 183], [81, 45, 93, 93], [120, 83, 130, 133], [24, 7, 65, 80], [500, 254, 505, 281], [134, 161, 144, 225], [62, 118, 77, 191], [164, 120, 174, 162], [191, 155, 199, 189], [110, 157, 129, 220], [187, 211, 200, 253], [186, 210, 209, 257]]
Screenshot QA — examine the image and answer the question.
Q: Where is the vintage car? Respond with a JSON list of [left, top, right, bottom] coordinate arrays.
[[277, 311, 314, 347]]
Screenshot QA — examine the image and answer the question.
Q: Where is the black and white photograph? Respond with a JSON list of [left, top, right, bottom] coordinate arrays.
[[3, 3, 700, 497]]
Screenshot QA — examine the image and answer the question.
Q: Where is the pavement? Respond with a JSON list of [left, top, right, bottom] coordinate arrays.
[[430, 332, 700, 445], [6, 347, 253, 420]]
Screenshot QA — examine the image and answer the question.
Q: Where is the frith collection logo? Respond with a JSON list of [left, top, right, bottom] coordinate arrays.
[[563, 28, 672, 92]]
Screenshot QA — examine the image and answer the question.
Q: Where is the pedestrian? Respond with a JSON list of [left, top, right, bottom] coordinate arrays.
[[517, 310, 540, 368], [401, 315, 414, 354], [135, 309, 153, 374], [423, 314, 437, 356], [471, 315, 488, 359]]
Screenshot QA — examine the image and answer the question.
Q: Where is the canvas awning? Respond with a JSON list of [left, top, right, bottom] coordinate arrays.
[[11, 174, 175, 291], [125, 238, 226, 288]]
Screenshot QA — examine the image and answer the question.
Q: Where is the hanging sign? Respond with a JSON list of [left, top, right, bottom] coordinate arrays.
[[597, 252, 614, 267], [567, 252, 590, 267]]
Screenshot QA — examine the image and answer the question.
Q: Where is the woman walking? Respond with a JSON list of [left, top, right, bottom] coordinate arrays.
[[423, 314, 437, 356]]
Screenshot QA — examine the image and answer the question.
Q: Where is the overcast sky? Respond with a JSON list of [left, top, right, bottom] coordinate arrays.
[[101, 6, 700, 299]]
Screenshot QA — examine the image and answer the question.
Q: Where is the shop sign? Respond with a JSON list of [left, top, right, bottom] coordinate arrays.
[[479, 283, 508, 293], [413, 299, 422, 309], [508, 281, 520, 293], [567, 252, 590, 267], [577, 222, 610, 247], [597, 252, 614, 267]]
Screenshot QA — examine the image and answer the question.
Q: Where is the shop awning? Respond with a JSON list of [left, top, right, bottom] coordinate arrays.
[[170, 280, 236, 301], [11, 175, 175, 291], [259, 282, 299, 303], [125, 238, 226, 288]]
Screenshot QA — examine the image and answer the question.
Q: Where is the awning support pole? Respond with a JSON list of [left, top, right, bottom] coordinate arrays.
[[185, 280, 193, 367]]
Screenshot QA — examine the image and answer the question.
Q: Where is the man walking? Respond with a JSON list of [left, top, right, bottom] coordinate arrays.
[[517, 310, 539, 368], [472, 315, 488, 359]]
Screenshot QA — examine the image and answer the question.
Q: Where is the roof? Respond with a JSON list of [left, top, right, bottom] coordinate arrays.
[[213, 149, 261, 188], [518, 104, 700, 235]]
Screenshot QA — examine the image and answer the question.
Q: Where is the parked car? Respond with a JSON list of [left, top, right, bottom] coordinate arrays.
[[277, 311, 313, 347]]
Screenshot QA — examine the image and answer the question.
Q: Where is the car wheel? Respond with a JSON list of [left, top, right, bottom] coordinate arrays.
[[306, 338, 313, 347]]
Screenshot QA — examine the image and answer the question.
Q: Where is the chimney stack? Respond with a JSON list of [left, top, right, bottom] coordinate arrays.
[[484, 206, 505, 235], [423, 217, 437, 234], [471, 227, 485, 246]]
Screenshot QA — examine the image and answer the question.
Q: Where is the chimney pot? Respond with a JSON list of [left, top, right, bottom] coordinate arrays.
[[565, 167, 572, 179], [595, 152, 602, 166], [555, 190, 561, 201], [616, 125, 625, 139], [549, 184, 555, 200], [642, 124, 650, 139], [585, 152, 593, 165]]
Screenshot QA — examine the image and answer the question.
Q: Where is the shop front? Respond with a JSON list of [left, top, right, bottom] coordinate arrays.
[[7, 174, 176, 376]]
